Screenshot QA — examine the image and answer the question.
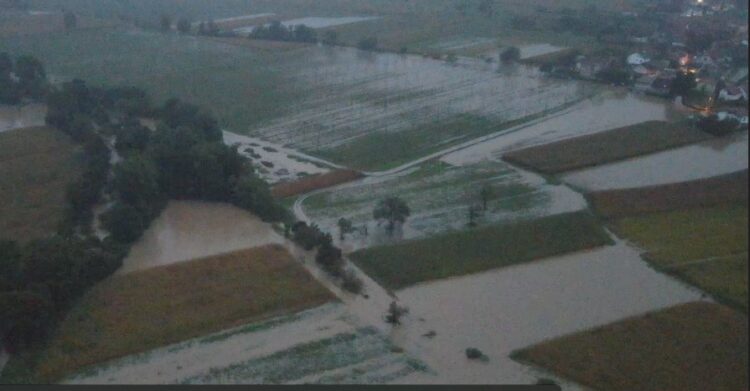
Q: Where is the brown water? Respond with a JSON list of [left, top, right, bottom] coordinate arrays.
[[563, 131, 749, 191], [391, 241, 703, 384], [0, 104, 47, 133], [118, 201, 284, 274], [441, 91, 677, 166]]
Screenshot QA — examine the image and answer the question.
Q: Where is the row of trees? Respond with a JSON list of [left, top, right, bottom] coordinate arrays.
[[0, 53, 48, 104], [290, 222, 363, 294], [248, 21, 318, 43]]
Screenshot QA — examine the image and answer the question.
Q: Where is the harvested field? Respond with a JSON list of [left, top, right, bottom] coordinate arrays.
[[0, 126, 82, 242], [350, 211, 613, 289], [513, 302, 749, 391], [271, 170, 363, 198], [589, 170, 748, 219], [35, 245, 334, 382], [612, 205, 748, 311], [503, 121, 712, 174]]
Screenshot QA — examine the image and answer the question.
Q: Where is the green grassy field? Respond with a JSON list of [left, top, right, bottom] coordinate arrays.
[[351, 211, 613, 290], [612, 205, 748, 311], [0, 28, 304, 132], [28, 245, 334, 382], [513, 302, 748, 391], [0, 127, 82, 242], [503, 121, 712, 175]]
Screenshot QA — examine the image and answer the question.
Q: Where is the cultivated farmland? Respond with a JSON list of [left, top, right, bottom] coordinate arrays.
[[502, 121, 712, 174], [34, 245, 334, 382], [612, 204, 748, 311], [513, 302, 748, 391], [0, 126, 82, 242], [350, 211, 613, 289]]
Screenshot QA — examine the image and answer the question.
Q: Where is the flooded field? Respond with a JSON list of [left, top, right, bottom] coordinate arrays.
[[0, 104, 47, 133], [224, 131, 334, 184], [519, 44, 566, 59], [302, 160, 586, 252], [563, 131, 749, 191], [249, 46, 584, 165], [119, 201, 283, 274], [393, 241, 704, 385], [441, 91, 677, 166], [65, 304, 429, 385]]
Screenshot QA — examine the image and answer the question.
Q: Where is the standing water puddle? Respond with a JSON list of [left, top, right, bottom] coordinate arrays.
[[118, 201, 283, 274]]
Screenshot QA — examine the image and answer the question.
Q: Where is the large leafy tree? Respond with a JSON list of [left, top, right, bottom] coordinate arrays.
[[373, 197, 411, 235]]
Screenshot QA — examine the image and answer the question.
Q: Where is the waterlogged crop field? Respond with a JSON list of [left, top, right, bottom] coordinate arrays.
[[303, 160, 587, 251], [250, 48, 585, 170], [64, 304, 430, 385], [1, 27, 587, 171]]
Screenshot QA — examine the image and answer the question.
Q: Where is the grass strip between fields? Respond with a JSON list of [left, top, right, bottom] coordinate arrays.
[[29, 245, 334, 382], [512, 302, 748, 391], [350, 211, 613, 290], [502, 121, 712, 175]]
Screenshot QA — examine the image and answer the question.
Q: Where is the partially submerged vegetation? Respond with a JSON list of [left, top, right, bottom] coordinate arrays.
[[502, 121, 712, 174], [351, 211, 613, 290], [32, 245, 334, 382], [513, 302, 748, 391]]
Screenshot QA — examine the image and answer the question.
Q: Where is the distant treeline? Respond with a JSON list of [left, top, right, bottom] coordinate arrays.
[[0, 58, 289, 360]]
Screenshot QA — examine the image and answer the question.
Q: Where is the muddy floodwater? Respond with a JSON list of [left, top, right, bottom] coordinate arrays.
[[119, 201, 283, 274], [0, 104, 47, 133], [562, 131, 749, 191], [441, 91, 677, 166], [392, 241, 704, 385]]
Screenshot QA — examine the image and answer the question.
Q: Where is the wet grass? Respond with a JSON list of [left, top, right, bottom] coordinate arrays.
[[0, 126, 83, 242], [351, 211, 613, 290], [503, 121, 712, 175], [512, 302, 748, 391], [611, 205, 748, 311], [33, 245, 334, 382]]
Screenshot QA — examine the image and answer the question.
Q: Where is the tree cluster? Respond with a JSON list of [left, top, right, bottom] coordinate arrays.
[[0, 237, 125, 353], [291, 222, 363, 294], [0, 53, 48, 104], [249, 21, 317, 43]]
